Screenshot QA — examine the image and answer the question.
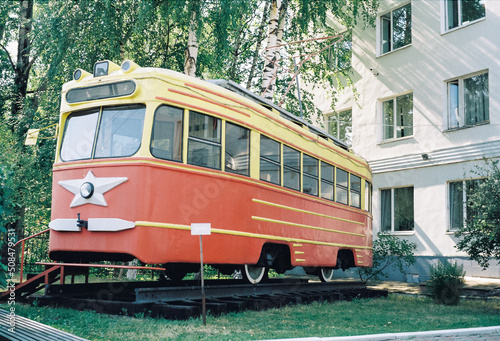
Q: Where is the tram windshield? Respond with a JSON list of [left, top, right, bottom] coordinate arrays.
[[60, 104, 146, 161]]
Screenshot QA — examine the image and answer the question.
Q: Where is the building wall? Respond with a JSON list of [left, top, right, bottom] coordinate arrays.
[[331, 0, 500, 279]]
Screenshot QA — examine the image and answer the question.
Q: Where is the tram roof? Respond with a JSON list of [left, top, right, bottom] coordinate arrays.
[[208, 79, 349, 151]]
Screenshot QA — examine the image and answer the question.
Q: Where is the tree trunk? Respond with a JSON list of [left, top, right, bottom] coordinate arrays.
[[246, 0, 270, 89], [184, 3, 199, 77], [11, 0, 33, 123], [261, 0, 286, 101]]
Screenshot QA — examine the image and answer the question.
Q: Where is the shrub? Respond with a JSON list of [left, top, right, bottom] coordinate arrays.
[[427, 261, 465, 305], [357, 233, 417, 282]]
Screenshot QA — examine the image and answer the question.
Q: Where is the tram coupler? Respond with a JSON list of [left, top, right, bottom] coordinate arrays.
[[76, 213, 88, 229]]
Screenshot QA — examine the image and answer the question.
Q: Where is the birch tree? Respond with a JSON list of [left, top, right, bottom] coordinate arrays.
[[184, 0, 200, 77]]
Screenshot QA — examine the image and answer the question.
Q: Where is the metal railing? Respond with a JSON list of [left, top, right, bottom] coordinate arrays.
[[14, 229, 50, 283]]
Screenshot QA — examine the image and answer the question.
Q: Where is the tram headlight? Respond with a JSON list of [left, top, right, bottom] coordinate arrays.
[[73, 68, 91, 82], [121, 60, 140, 73], [80, 182, 94, 199]]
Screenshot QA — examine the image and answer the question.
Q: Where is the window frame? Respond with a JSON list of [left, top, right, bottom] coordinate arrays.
[[259, 135, 281, 185], [283, 145, 301, 191], [335, 168, 349, 205], [320, 162, 335, 201], [60, 104, 146, 162], [445, 71, 489, 130], [380, 186, 415, 234], [302, 154, 319, 197], [350, 174, 361, 209], [442, 0, 486, 33], [187, 110, 222, 170], [381, 92, 414, 141], [224, 121, 250, 176], [448, 178, 485, 232], [327, 109, 352, 147], [378, 2, 412, 55], [150, 104, 184, 163]]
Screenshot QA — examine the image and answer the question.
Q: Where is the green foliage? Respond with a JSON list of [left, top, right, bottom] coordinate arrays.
[[455, 159, 500, 269], [427, 261, 465, 306], [0, 0, 380, 273], [358, 233, 417, 282], [3, 296, 500, 340]]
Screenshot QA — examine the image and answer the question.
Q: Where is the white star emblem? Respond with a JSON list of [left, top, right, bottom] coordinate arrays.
[[58, 171, 128, 207]]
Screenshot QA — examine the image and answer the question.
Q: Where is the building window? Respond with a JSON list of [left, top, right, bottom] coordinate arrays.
[[260, 135, 280, 185], [382, 93, 413, 140], [336, 168, 349, 205], [449, 179, 484, 231], [334, 31, 352, 70], [321, 162, 334, 201], [327, 109, 352, 147], [151, 105, 183, 162], [447, 72, 489, 129], [381, 187, 414, 232], [187, 111, 221, 169], [380, 3, 412, 54], [225, 122, 250, 176], [303, 154, 318, 196], [350, 175, 361, 208], [444, 0, 485, 31], [283, 145, 300, 191]]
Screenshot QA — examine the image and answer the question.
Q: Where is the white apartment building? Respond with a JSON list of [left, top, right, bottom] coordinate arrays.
[[326, 0, 500, 280]]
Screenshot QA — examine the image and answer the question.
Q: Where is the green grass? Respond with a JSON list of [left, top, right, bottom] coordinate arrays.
[[3, 295, 499, 340]]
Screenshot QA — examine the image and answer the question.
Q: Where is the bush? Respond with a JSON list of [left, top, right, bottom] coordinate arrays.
[[427, 261, 465, 305], [357, 233, 417, 282]]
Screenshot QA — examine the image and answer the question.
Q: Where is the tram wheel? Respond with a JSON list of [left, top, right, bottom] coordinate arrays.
[[164, 264, 188, 282], [243, 264, 267, 284], [319, 268, 334, 282]]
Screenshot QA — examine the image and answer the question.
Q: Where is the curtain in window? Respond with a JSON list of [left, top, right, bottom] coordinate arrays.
[[464, 73, 488, 125], [449, 182, 464, 230], [381, 189, 392, 232], [394, 187, 414, 231]]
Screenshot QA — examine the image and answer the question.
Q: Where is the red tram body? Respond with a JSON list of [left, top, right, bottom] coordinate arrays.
[[49, 60, 373, 283]]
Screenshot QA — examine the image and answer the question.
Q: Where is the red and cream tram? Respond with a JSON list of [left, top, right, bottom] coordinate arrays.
[[49, 60, 373, 284]]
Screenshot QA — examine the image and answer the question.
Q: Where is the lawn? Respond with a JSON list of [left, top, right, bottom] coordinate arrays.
[[2, 295, 499, 340]]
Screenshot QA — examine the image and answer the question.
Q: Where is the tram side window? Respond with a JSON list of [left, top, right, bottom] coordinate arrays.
[[303, 154, 318, 196], [321, 162, 334, 201], [260, 136, 280, 185], [350, 174, 361, 208], [188, 111, 221, 169], [336, 168, 349, 205], [94, 104, 146, 158], [225, 122, 250, 176], [283, 145, 300, 191], [60, 110, 99, 161], [365, 181, 372, 212], [151, 105, 183, 162]]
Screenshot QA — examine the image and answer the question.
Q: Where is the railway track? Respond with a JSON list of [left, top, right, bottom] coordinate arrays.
[[28, 279, 388, 319]]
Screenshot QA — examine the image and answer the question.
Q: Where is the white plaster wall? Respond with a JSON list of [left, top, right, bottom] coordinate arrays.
[[345, 0, 500, 161], [332, 0, 500, 262]]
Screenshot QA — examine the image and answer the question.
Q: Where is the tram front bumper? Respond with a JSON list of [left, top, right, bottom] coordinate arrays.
[[49, 218, 135, 232]]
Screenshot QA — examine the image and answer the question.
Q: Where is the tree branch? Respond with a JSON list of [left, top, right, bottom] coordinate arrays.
[[0, 43, 16, 71]]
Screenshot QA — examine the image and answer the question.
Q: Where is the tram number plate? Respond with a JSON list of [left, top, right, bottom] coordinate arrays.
[[191, 223, 211, 235]]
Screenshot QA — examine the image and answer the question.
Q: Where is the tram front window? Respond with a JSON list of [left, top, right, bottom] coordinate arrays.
[[95, 105, 145, 158], [60, 110, 99, 161], [60, 104, 145, 161]]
